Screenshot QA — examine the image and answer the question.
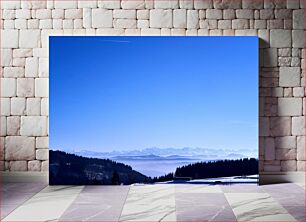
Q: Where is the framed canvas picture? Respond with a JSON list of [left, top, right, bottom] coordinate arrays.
[[49, 36, 258, 185]]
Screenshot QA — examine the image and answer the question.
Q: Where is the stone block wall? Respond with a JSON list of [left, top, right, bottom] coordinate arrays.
[[0, 0, 305, 173]]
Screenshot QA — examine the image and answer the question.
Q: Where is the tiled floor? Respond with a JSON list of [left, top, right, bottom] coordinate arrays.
[[1, 182, 305, 221]]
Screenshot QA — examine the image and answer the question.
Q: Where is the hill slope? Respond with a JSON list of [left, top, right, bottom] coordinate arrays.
[[49, 150, 150, 185]]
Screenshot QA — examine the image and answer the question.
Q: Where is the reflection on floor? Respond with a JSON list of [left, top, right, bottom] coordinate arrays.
[[1, 182, 305, 221]]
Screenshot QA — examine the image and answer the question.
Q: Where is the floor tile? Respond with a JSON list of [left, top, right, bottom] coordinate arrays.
[[282, 205, 305, 222], [175, 184, 222, 193], [262, 183, 304, 194], [119, 185, 176, 222], [225, 193, 297, 221], [1, 182, 47, 219], [269, 192, 305, 206], [3, 186, 84, 221], [176, 193, 237, 222], [221, 185, 265, 193], [1, 182, 47, 193], [59, 186, 130, 221]]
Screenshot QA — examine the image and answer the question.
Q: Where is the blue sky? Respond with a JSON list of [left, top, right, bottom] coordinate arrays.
[[50, 36, 258, 153]]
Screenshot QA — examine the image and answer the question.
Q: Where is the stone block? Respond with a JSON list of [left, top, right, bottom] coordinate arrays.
[[206, 9, 222, 19], [2, 9, 16, 19], [140, 28, 161, 36], [242, 0, 263, 9], [1, 30, 19, 48], [293, 9, 305, 29], [1, 98, 10, 116], [3, 67, 24, 78], [54, 1, 77, 9], [13, 49, 32, 58], [98, 0, 120, 9], [179, 0, 193, 9], [9, 161, 27, 171], [114, 19, 137, 28], [52, 9, 64, 19], [21, 0, 47, 9], [39, 19, 52, 29], [213, 0, 241, 9], [194, 0, 212, 9], [41, 98, 49, 116], [218, 20, 231, 29], [5, 136, 35, 160], [263, 165, 280, 172], [36, 137, 48, 149], [264, 138, 275, 160], [41, 160, 49, 171], [121, 0, 145, 9], [82, 8, 91, 28], [276, 148, 297, 160], [137, 20, 149, 28], [293, 87, 304, 97], [1, 117, 6, 136], [258, 29, 269, 48], [92, 9, 113, 28], [137, 10, 149, 19], [287, 0, 300, 9], [275, 136, 297, 149], [15, 18, 27, 29], [236, 9, 254, 19], [154, 0, 178, 9], [278, 98, 302, 116], [274, 9, 292, 19], [35, 78, 49, 98], [1, 78, 16, 98], [7, 116, 20, 136], [150, 9, 172, 28], [279, 67, 300, 87], [187, 10, 199, 29], [26, 98, 41, 116], [292, 116, 305, 136], [125, 29, 141, 36], [1, 1, 20, 9], [292, 30, 305, 48], [114, 9, 136, 19], [232, 19, 249, 29], [1, 49, 12, 67], [15, 9, 31, 19], [78, 0, 97, 8], [173, 9, 187, 28], [19, 30, 41, 48], [25, 57, 38, 78], [17, 78, 34, 97], [223, 9, 235, 19], [39, 58, 48, 77], [181, 27, 193, 35], [297, 161, 305, 171], [270, 29, 291, 48], [171, 28, 186, 36], [65, 9, 82, 19], [35, 9, 51, 19], [20, 116, 48, 136], [263, 48, 277, 67], [270, 117, 291, 136], [28, 160, 41, 171], [12, 58, 26, 67], [95, 27, 124, 36], [259, 117, 269, 136], [11, 98, 26, 115], [36, 149, 49, 160], [255, 20, 267, 29], [297, 136, 305, 161], [281, 160, 297, 171], [235, 29, 257, 36]]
